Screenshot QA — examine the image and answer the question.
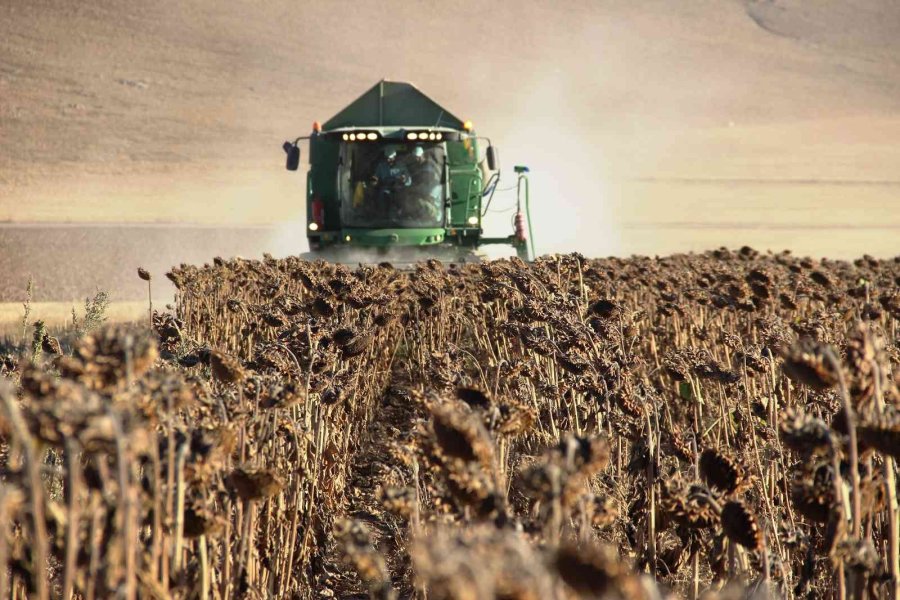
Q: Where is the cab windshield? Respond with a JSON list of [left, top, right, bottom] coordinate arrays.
[[338, 142, 445, 228]]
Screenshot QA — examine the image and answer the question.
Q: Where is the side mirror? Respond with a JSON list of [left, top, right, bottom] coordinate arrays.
[[283, 142, 300, 171], [486, 145, 499, 171]]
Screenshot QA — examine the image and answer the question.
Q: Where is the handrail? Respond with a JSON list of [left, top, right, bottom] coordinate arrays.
[[516, 172, 535, 260]]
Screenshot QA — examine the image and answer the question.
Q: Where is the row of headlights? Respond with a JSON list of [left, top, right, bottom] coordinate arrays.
[[339, 131, 446, 142], [341, 132, 379, 141], [406, 131, 443, 141]]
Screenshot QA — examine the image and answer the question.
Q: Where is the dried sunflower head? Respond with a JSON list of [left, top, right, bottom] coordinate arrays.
[[182, 504, 227, 538], [856, 410, 900, 460], [581, 495, 619, 529], [660, 480, 721, 530], [225, 467, 284, 502], [554, 434, 610, 478], [720, 500, 763, 551], [781, 338, 839, 391], [57, 326, 158, 392], [779, 408, 833, 455], [430, 403, 494, 467], [834, 537, 880, 575], [492, 399, 537, 438], [209, 350, 245, 385], [553, 541, 627, 597], [699, 449, 751, 497], [790, 462, 836, 524], [455, 386, 492, 410], [412, 525, 553, 600]]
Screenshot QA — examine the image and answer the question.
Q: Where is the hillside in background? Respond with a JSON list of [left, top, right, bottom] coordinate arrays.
[[1, 0, 900, 258]]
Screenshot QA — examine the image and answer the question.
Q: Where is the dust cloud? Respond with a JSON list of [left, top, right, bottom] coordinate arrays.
[[482, 69, 621, 258], [266, 216, 310, 258]]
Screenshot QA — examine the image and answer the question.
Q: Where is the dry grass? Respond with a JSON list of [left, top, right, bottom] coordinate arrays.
[[0, 302, 147, 343], [0, 249, 898, 599], [0, 302, 147, 326]]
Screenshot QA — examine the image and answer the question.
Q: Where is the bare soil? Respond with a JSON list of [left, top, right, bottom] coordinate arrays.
[[0, 223, 284, 302]]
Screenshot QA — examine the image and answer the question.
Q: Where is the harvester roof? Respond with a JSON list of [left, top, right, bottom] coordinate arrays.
[[322, 80, 465, 131]]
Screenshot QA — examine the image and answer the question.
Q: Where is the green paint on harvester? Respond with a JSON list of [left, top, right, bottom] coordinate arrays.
[[283, 80, 534, 262]]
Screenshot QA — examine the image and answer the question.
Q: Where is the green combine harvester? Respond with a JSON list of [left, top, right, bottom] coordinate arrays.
[[283, 80, 534, 264]]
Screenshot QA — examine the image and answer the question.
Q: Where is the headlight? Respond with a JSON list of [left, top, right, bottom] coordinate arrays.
[[367, 132, 377, 141], [308, 222, 319, 231], [467, 216, 479, 225]]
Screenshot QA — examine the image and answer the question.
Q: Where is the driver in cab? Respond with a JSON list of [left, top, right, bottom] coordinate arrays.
[[371, 147, 411, 190], [403, 145, 442, 220]]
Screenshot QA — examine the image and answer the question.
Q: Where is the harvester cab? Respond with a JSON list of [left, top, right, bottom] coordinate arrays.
[[282, 80, 534, 263]]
